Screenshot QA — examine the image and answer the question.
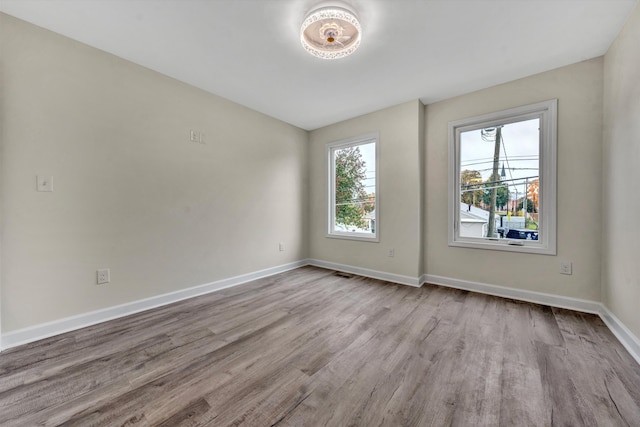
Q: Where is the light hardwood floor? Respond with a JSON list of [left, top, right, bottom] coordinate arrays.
[[1, 266, 639, 426]]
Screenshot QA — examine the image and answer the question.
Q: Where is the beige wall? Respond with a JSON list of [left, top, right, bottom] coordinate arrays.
[[308, 101, 424, 278], [603, 5, 640, 338], [0, 14, 308, 332], [2, 8, 638, 345], [425, 58, 604, 301]]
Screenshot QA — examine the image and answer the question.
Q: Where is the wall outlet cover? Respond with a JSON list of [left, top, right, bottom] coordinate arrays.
[[97, 269, 110, 284], [560, 262, 572, 275]]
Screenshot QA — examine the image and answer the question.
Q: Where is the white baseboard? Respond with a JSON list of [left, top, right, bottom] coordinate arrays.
[[3, 260, 639, 368], [423, 274, 602, 314], [424, 273, 640, 366], [306, 259, 422, 287], [1, 260, 307, 351], [598, 305, 640, 366]]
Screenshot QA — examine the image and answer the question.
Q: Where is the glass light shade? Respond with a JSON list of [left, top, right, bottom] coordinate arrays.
[[300, 7, 361, 60]]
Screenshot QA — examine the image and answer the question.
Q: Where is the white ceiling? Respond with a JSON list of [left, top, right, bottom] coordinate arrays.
[[1, 0, 637, 130]]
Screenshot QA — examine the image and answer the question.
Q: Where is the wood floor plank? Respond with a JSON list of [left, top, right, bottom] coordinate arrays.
[[0, 333, 174, 424], [495, 301, 548, 426], [553, 309, 640, 425], [155, 398, 213, 427], [1, 266, 639, 426]]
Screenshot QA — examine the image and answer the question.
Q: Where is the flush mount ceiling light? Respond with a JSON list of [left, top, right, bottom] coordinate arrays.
[[300, 6, 361, 60]]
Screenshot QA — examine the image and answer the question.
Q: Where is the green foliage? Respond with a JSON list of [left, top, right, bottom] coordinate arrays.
[[482, 182, 510, 210], [363, 193, 375, 214], [517, 198, 538, 213], [460, 169, 484, 207], [335, 147, 371, 230], [525, 217, 538, 230]]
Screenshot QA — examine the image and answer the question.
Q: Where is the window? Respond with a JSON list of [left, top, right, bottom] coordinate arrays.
[[328, 133, 378, 241], [448, 100, 557, 254]]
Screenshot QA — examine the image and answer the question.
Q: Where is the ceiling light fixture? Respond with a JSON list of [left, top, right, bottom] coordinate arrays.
[[300, 5, 361, 60]]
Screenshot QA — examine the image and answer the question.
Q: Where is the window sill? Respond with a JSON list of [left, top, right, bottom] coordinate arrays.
[[326, 233, 379, 243], [449, 238, 556, 255]]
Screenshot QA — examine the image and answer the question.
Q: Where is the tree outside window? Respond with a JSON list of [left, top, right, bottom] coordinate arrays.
[[328, 134, 378, 241]]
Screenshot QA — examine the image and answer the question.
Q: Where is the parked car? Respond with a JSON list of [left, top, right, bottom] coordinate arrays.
[[506, 229, 539, 240]]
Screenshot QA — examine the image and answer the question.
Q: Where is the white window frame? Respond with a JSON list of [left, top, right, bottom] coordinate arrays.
[[448, 99, 557, 255], [327, 132, 379, 242]]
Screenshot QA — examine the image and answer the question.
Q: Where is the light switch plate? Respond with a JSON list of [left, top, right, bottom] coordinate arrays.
[[37, 176, 53, 192]]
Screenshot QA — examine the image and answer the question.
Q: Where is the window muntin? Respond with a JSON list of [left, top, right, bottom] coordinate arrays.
[[449, 100, 557, 254], [328, 133, 378, 241]]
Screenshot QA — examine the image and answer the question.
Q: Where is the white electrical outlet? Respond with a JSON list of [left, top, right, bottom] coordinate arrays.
[[279, 243, 285, 252], [388, 248, 395, 257], [97, 269, 110, 284], [560, 262, 572, 275]]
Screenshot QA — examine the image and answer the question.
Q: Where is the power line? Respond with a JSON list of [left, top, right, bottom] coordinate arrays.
[[461, 175, 539, 189], [461, 156, 538, 168]]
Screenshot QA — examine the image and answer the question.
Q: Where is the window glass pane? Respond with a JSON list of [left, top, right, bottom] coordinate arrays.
[[333, 141, 376, 235], [459, 118, 540, 240]]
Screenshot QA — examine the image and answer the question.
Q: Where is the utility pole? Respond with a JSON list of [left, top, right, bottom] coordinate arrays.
[[523, 177, 528, 219], [486, 126, 502, 238]]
